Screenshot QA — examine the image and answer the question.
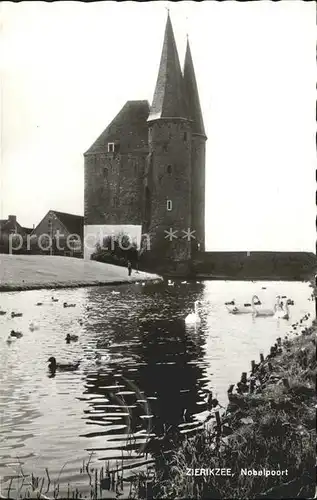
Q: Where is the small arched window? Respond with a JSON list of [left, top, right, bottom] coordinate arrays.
[[166, 200, 172, 211], [167, 165, 172, 174]]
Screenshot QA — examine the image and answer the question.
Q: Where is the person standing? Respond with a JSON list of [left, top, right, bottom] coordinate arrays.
[[127, 260, 132, 276]]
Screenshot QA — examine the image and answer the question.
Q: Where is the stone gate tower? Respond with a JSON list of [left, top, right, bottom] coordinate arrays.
[[143, 14, 206, 272], [84, 13, 206, 272]]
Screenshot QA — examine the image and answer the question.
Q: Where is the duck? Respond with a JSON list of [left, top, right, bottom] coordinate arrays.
[[181, 281, 188, 285], [274, 300, 290, 320], [63, 302, 76, 308], [78, 318, 84, 326], [111, 290, 120, 295], [11, 312, 23, 318], [51, 297, 59, 302], [9, 330, 23, 338], [47, 357, 80, 371], [167, 280, 175, 287], [29, 321, 39, 331], [0, 310, 7, 315], [66, 333, 79, 342], [185, 301, 201, 325], [225, 300, 235, 306], [36, 302, 43, 306], [252, 295, 274, 317], [95, 352, 110, 365]]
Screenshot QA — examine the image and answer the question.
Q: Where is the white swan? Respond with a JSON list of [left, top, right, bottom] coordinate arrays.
[[252, 295, 274, 317], [185, 301, 201, 324], [274, 299, 290, 320]]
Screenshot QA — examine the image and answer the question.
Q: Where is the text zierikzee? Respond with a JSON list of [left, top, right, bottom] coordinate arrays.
[[186, 468, 233, 477]]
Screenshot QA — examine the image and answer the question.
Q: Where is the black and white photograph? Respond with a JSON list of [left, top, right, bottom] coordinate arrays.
[[0, 1, 316, 499]]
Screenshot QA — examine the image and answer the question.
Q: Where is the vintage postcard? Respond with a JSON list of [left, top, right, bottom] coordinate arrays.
[[0, 1, 316, 499]]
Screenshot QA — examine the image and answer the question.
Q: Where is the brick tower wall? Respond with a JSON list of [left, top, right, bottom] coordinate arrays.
[[84, 152, 147, 226], [146, 119, 193, 263]]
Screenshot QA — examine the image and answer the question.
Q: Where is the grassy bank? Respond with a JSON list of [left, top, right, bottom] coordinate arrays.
[[0, 254, 162, 292], [141, 319, 316, 499]]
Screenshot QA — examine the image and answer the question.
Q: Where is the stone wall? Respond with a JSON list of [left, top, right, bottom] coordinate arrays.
[[84, 152, 147, 226]]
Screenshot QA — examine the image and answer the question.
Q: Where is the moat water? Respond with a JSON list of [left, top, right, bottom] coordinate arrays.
[[0, 280, 314, 497]]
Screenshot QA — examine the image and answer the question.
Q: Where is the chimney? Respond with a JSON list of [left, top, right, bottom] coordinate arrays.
[[8, 215, 16, 223]]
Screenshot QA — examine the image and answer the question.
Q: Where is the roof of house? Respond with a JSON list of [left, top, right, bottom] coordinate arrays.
[[22, 227, 33, 235], [52, 211, 84, 238], [183, 40, 206, 137], [148, 14, 188, 122], [85, 100, 150, 155]]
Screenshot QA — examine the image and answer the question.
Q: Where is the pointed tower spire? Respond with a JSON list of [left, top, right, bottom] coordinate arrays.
[[148, 14, 187, 121], [183, 39, 206, 137]]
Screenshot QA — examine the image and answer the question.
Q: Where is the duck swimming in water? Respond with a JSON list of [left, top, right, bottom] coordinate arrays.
[[9, 330, 23, 338], [63, 302, 76, 308], [66, 333, 79, 342], [225, 300, 235, 306], [47, 357, 80, 371], [11, 312, 23, 318], [95, 352, 111, 365], [0, 309, 7, 315], [51, 297, 59, 302]]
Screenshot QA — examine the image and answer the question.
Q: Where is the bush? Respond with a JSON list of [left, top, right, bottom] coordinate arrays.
[[91, 232, 138, 267]]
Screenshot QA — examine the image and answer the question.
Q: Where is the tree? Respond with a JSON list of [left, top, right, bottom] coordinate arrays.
[[91, 232, 138, 267]]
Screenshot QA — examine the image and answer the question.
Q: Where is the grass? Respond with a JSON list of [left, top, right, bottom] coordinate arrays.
[[0, 254, 161, 291]]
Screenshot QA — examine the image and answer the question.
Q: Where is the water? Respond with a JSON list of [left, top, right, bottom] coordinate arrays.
[[0, 280, 314, 496]]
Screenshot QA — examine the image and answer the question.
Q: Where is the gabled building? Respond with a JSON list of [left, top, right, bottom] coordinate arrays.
[[0, 215, 33, 253], [31, 210, 84, 257], [84, 14, 206, 272]]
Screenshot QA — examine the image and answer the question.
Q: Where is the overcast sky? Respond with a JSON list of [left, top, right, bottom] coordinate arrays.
[[1, 1, 315, 251]]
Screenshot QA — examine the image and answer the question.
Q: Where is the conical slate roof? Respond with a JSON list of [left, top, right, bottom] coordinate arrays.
[[148, 14, 187, 122], [183, 40, 206, 137]]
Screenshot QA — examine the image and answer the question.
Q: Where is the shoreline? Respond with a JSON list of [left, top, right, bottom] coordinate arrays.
[[0, 278, 162, 293]]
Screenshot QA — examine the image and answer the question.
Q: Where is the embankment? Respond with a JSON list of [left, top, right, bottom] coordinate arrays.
[[0, 254, 162, 292]]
